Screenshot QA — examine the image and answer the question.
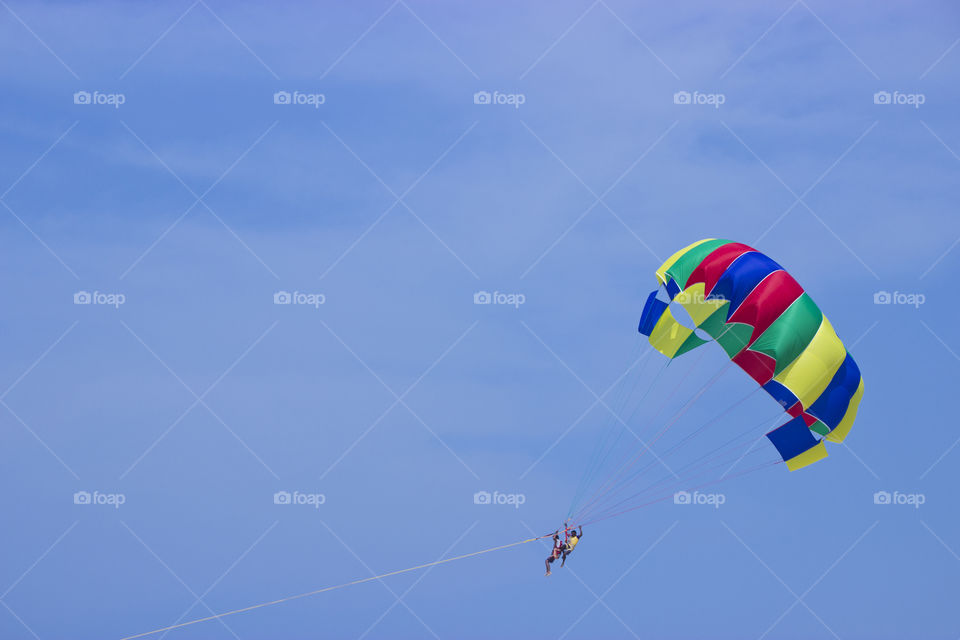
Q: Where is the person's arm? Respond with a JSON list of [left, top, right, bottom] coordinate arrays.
[[578, 526, 583, 537]]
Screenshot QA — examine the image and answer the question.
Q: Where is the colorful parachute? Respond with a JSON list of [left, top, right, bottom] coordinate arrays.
[[638, 239, 863, 471]]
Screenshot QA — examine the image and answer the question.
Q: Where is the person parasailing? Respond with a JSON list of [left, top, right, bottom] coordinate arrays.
[[544, 530, 564, 576], [561, 525, 582, 568]]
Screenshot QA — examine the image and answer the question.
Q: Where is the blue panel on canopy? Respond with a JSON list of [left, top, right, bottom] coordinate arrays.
[[762, 379, 800, 411], [638, 291, 667, 337], [709, 252, 782, 319], [807, 352, 861, 430], [665, 278, 681, 300], [766, 415, 820, 462]]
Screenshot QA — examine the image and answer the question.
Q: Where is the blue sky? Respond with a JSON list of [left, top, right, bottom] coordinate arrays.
[[1, 1, 959, 638]]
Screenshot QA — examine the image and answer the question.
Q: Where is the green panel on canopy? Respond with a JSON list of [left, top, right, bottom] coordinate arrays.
[[750, 293, 823, 375], [715, 323, 753, 358], [698, 308, 753, 358], [674, 331, 709, 358], [809, 419, 830, 436], [664, 239, 730, 290]]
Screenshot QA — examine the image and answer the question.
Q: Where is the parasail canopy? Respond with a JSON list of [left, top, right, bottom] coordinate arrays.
[[638, 239, 863, 471]]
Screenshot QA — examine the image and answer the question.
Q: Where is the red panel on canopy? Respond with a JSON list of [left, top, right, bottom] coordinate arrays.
[[728, 270, 804, 345], [688, 242, 756, 296], [731, 349, 777, 385]]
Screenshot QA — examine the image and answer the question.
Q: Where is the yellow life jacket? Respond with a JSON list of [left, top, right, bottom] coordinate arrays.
[[566, 535, 579, 551]]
